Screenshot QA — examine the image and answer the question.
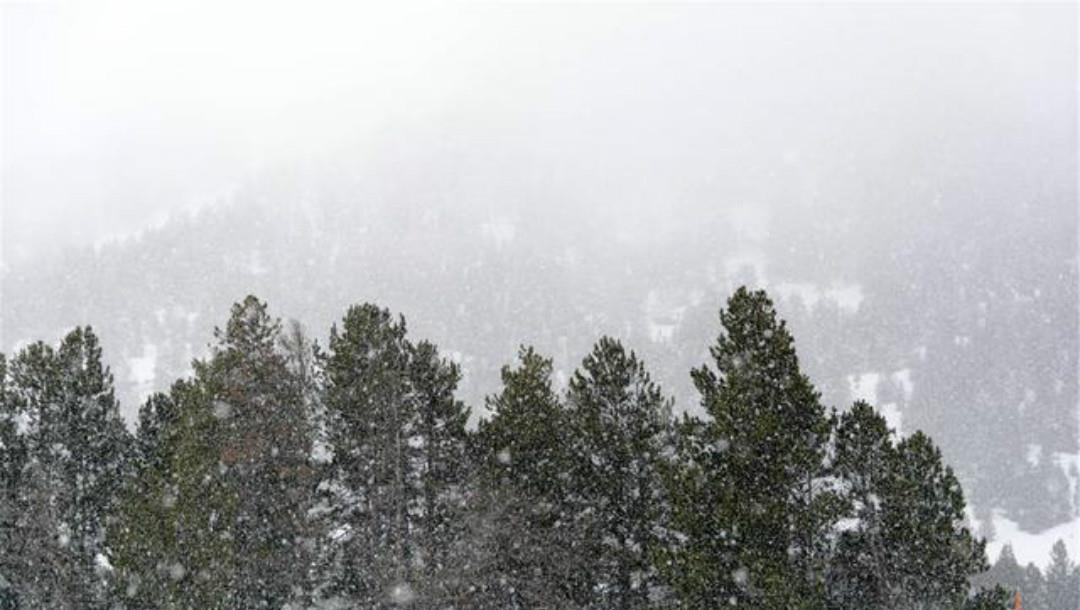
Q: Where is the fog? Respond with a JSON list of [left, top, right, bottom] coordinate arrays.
[[2, 0, 1077, 576], [5, 3, 1070, 260]]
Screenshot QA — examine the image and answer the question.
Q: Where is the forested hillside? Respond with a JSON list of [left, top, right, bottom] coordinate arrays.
[[3, 149, 1075, 539]]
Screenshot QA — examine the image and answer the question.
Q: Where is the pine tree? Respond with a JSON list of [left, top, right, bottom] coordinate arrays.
[[659, 412, 736, 607], [1044, 540, 1078, 610], [470, 346, 582, 608], [881, 431, 987, 609], [831, 402, 989, 609], [108, 380, 237, 610], [564, 336, 673, 609], [829, 400, 895, 610], [476, 346, 568, 503], [198, 296, 317, 607], [1021, 562, 1047, 610], [3, 328, 131, 609], [986, 544, 1026, 603], [0, 353, 26, 609], [109, 297, 317, 609], [407, 339, 471, 605], [964, 585, 1013, 610], [672, 287, 836, 609], [321, 303, 471, 608]]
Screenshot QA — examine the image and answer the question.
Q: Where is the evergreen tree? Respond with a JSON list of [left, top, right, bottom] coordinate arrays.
[[1044, 540, 1078, 610], [322, 304, 415, 606], [199, 296, 317, 607], [321, 303, 471, 608], [476, 346, 568, 503], [109, 297, 317, 609], [672, 287, 836, 609], [985, 545, 1026, 603], [1021, 563, 1047, 610], [828, 400, 895, 610], [3, 329, 131, 609], [881, 431, 987, 609], [407, 339, 471, 605], [659, 412, 735, 607], [564, 337, 673, 609], [832, 403, 989, 610], [0, 353, 26, 609], [964, 585, 1013, 610], [470, 346, 582, 608], [109, 380, 237, 610]]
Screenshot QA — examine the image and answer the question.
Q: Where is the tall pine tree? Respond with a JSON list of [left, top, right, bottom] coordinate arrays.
[[470, 346, 582, 608], [109, 297, 317, 609], [564, 337, 673, 609], [882, 431, 987, 608], [1044, 540, 1079, 610], [321, 303, 470, 608], [3, 328, 131, 609], [671, 288, 836, 609], [831, 401, 990, 609]]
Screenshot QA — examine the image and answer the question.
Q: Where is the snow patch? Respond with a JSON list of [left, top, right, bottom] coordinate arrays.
[[127, 344, 158, 404], [645, 289, 687, 344], [1054, 452, 1080, 515], [891, 368, 913, 401], [389, 582, 416, 606], [848, 372, 880, 405], [879, 402, 903, 436], [1025, 444, 1043, 468], [984, 509, 1080, 569]]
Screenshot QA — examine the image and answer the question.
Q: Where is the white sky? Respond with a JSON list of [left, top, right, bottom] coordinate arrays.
[[2, 2, 1073, 264]]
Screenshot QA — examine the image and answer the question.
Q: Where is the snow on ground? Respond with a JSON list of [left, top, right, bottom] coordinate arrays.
[[848, 372, 879, 404], [1059, 452, 1080, 516], [126, 343, 158, 404], [846, 370, 906, 435], [878, 403, 903, 437], [984, 509, 1080, 568]]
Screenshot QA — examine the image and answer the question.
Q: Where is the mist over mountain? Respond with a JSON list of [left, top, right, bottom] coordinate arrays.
[[4, 109, 1076, 540], [2, 0, 1076, 576]]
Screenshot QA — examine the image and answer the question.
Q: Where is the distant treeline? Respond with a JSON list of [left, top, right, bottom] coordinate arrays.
[[0, 288, 1074, 609]]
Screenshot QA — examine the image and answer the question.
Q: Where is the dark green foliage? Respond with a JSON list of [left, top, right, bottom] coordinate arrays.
[[828, 401, 896, 610], [470, 346, 583, 608], [884, 432, 987, 608], [109, 380, 237, 609], [831, 402, 987, 609], [964, 585, 1013, 610], [109, 297, 317, 609], [671, 287, 836, 609], [321, 303, 470, 608], [2, 328, 131, 609], [0, 354, 26, 608], [564, 336, 674, 609], [476, 346, 568, 501], [658, 413, 736, 607], [1, 288, 1048, 610], [445, 485, 585, 609]]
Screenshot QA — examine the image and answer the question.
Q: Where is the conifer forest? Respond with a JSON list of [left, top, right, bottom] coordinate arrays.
[[1, 289, 1076, 609], [3, 3, 1076, 609]]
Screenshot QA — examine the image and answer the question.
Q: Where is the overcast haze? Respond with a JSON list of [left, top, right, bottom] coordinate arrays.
[[1, 0, 1077, 576], [4, 3, 1071, 261]]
